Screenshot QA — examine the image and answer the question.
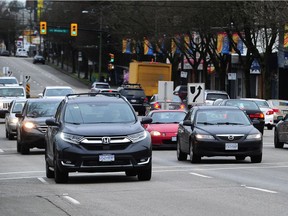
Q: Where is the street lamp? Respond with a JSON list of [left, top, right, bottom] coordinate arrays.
[[82, 9, 103, 81]]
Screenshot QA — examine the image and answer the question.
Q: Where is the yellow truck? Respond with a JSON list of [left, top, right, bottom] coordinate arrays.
[[128, 61, 172, 97]]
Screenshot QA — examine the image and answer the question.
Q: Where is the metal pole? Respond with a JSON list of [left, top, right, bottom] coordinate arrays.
[[98, 9, 102, 81]]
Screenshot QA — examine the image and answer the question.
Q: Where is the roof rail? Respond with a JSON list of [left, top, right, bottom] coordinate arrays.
[[65, 92, 123, 99]]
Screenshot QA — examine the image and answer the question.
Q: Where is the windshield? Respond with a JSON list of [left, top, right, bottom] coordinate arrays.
[[0, 88, 25, 97], [64, 101, 136, 124], [27, 101, 61, 117], [196, 110, 251, 126]]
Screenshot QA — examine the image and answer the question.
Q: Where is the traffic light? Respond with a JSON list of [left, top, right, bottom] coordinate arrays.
[[109, 53, 114, 63], [70, 23, 78, 36], [40, 21, 47, 35]]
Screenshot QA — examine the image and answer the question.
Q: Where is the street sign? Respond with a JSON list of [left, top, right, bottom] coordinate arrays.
[[48, 28, 69, 33], [158, 81, 174, 110], [187, 83, 205, 105]]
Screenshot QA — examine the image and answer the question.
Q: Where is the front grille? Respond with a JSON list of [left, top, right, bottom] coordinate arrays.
[[81, 136, 131, 151], [3, 102, 10, 109], [216, 134, 244, 142], [37, 126, 48, 133]]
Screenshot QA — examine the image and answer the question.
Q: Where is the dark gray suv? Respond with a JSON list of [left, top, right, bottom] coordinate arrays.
[[45, 92, 153, 183]]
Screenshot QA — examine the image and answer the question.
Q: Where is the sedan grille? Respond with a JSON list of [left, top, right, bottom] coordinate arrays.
[[81, 136, 131, 151], [216, 134, 244, 142]]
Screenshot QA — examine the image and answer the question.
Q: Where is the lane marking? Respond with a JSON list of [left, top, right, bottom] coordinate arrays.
[[0, 149, 4, 153], [63, 195, 80, 205], [190, 172, 212, 178], [241, 185, 277, 194], [0, 171, 44, 175], [38, 177, 48, 184]]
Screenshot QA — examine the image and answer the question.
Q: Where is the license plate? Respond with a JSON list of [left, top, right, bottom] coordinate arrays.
[[99, 154, 115, 162], [131, 99, 137, 103], [171, 136, 177, 141], [225, 143, 238, 150]]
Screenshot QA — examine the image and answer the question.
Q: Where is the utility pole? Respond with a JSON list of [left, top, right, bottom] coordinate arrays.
[[98, 9, 103, 81]]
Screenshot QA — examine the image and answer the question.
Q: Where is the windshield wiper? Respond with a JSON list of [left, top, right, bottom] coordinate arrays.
[[197, 122, 215, 125], [216, 122, 244, 125]]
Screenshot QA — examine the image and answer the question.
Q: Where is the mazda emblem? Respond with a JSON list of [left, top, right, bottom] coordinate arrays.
[[228, 135, 234, 141], [102, 137, 111, 144]]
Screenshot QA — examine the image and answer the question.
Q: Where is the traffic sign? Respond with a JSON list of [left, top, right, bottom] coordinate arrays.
[[48, 28, 69, 33], [187, 83, 205, 105]]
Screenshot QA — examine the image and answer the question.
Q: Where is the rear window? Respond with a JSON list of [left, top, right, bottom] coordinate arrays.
[[0, 88, 25, 97], [226, 101, 259, 110], [95, 84, 110, 89], [206, 93, 229, 101], [121, 89, 146, 97]]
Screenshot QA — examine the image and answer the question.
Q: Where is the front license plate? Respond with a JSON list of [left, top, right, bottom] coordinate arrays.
[[131, 99, 137, 103], [99, 154, 115, 162], [171, 136, 177, 141], [225, 143, 238, 150]]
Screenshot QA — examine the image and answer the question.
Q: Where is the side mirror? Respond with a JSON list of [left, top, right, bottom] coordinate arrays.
[[38, 93, 43, 98], [141, 117, 152, 124], [45, 118, 59, 126], [15, 113, 23, 118]]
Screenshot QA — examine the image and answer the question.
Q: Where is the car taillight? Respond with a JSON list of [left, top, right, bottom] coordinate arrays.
[[266, 109, 274, 115], [144, 97, 148, 103], [273, 108, 280, 113], [180, 104, 185, 110], [153, 102, 161, 109], [249, 113, 264, 119]]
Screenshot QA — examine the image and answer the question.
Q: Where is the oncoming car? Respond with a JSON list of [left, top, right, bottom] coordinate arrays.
[[45, 93, 153, 183], [177, 106, 263, 163]]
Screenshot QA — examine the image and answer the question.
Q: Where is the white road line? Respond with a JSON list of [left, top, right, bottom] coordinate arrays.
[[241, 185, 277, 194], [190, 172, 212, 178], [63, 195, 81, 205], [0, 149, 4, 153], [0, 176, 44, 180], [37, 177, 48, 184], [0, 171, 44, 175]]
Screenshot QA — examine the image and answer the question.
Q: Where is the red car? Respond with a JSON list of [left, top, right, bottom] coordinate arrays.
[[143, 110, 187, 149]]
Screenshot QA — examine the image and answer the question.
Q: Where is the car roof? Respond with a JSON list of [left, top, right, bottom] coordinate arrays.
[[26, 98, 63, 102], [241, 98, 267, 101], [149, 109, 187, 114], [45, 86, 73, 89], [195, 105, 240, 111], [65, 93, 127, 104]]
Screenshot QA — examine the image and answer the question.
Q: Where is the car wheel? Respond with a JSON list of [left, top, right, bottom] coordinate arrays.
[[250, 154, 262, 163], [54, 152, 68, 183], [177, 139, 187, 161], [8, 131, 14, 140], [16, 139, 21, 153], [125, 170, 137, 176], [235, 155, 246, 161], [5, 129, 8, 138], [274, 130, 284, 148], [21, 144, 30, 155], [45, 151, 54, 178], [137, 162, 152, 181], [190, 143, 201, 163]]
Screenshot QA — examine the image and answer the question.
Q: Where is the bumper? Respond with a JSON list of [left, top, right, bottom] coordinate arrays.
[[55, 139, 152, 173], [194, 140, 263, 157], [20, 130, 46, 148], [151, 133, 177, 149]]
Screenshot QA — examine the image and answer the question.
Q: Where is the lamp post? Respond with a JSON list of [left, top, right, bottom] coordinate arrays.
[[82, 9, 103, 81]]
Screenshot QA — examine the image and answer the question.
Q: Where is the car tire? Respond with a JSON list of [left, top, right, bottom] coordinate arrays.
[[267, 125, 273, 130], [137, 162, 152, 181], [45, 151, 54, 179], [190, 143, 201, 163], [8, 131, 14, 140], [274, 131, 284, 148], [16, 139, 21, 153], [54, 152, 68, 183], [21, 144, 30, 155], [177, 139, 187, 161], [235, 155, 246, 161], [250, 154, 262, 163], [5, 129, 8, 138]]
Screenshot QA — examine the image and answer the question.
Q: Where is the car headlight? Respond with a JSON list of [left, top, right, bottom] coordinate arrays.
[[195, 134, 215, 140], [60, 132, 84, 145], [150, 131, 161, 136], [127, 131, 147, 143], [24, 122, 35, 129], [246, 133, 262, 140], [10, 118, 18, 124]]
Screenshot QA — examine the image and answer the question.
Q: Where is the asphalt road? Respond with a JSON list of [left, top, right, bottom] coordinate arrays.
[[1, 57, 288, 216]]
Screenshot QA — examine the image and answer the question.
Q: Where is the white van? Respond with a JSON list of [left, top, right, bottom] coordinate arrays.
[[16, 48, 28, 57]]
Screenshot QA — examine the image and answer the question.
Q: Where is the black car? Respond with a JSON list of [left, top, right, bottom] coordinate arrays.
[[16, 98, 62, 154], [33, 55, 45, 64], [274, 114, 288, 148], [117, 84, 148, 116], [218, 99, 265, 134], [45, 92, 153, 183], [177, 106, 263, 163], [173, 85, 187, 101]]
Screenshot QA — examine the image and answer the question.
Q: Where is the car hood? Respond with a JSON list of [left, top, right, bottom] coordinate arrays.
[[195, 124, 259, 134], [63, 121, 144, 136], [145, 123, 179, 132]]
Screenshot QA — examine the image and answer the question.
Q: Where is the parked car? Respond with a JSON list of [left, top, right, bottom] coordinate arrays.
[[15, 48, 28, 57], [274, 114, 288, 148], [241, 98, 274, 130], [177, 106, 263, 163], [0, 76, 19, 86], [147, 94, 186, 113], [5, 99, 26, 140], [173, 85, 187, 101], [45, 92, 153, 183], [117, 83, 148, 116], [89, 82, 110, 93], [16, 98, 62, 154], [218, 99, 265, 134], [143, 110, 186, 149], [204, 90, 230, 105], [267, 99, 288, 124], [38, 86, 75, 99], [0, 50, 10, 56], [33, 55, 45, 64]]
